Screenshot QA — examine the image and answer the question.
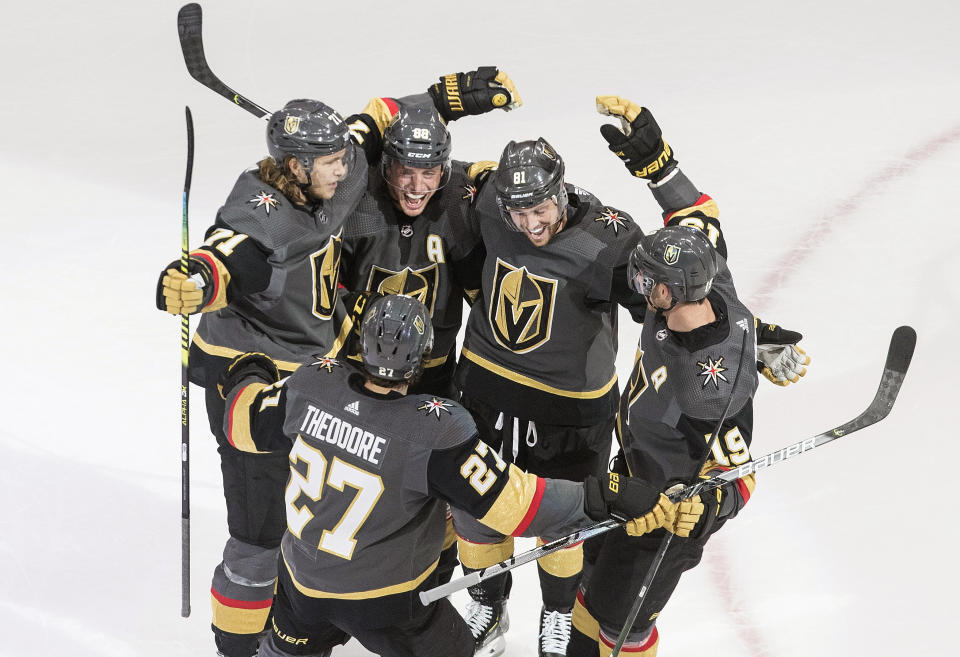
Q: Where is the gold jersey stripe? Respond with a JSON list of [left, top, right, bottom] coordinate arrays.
[[442, 516, 457, 550], [211, 596, 271, 634], [193, 325, 350, 373], [478, 464, 541, 535], [193, 334, 304, 372], [572, 597, 600, 640], [461, 348, 618, 399], [228, 383, 271, 454], [283, 556, 439, 600], [666, 197, 720, 222], [457, 536, 515, 569], [535, 537, 583, 578], [359, 97, 398, 134]]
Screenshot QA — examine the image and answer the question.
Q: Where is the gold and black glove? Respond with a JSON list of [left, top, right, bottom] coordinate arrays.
[[596, 95, 676, 182], [583, 472, 664, 523], [663, 484, 707, 538], [155, 257, 214, 315], [428, 67, 522, 122]]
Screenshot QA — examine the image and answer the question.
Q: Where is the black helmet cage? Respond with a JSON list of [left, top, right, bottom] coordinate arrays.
[[381, 106, 453, 192], [494, 138, 568, 232], [360, 295, 435, 382], [628, 226, 718, 304], [266, 99, 354, 176]]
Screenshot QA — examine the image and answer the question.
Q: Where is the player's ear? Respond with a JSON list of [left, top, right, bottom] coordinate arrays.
[[657, 282, 673, 306], [286, 156, 304, 180]]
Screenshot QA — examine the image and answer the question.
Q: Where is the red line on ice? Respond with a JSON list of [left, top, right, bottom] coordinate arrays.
[[747, 123, 960, 311], [714, 122, 960, 656]]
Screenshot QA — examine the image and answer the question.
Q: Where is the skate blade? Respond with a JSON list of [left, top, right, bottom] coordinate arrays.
[[475, 634, 505, 657]]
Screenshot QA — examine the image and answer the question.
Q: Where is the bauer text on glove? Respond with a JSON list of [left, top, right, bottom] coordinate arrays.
[[596, 96, 676, 182]]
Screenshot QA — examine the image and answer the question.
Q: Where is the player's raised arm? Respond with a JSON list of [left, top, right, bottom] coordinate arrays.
[[596, 96, 729, 259]]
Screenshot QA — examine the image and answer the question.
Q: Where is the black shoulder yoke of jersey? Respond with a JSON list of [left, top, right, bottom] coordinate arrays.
[[662, 291, 730, 352]]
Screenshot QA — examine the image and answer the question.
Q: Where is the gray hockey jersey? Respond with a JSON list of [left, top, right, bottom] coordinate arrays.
[[455, 179, 648, 425], [339, 161, 484, 392], [222, 359, 598, 598], [190, 153, 367, 385]]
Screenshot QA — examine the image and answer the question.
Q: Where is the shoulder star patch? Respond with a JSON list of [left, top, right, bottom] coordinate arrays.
[[249, 191, 280, 214], [313, 357, 341, 373], [418, 397, 453, 419], [595, 208, 629, 234], [697, 356, 729, 389], [462, 184, 478, 202]]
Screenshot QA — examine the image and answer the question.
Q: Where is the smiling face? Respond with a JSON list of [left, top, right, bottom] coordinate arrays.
[[384, 161, 444, 217], [506, 197, 565, 246]]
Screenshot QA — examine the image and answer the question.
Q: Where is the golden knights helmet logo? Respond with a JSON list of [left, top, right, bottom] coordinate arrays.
[[284, 116, 301, 135], [366, 264, 439, 315], [310, 231, 343, 320], [663, 244, 681, 265], [488, 258, 557, 353]]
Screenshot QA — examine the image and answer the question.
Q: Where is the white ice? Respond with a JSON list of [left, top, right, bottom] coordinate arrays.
[[1, 1, 957, 655]]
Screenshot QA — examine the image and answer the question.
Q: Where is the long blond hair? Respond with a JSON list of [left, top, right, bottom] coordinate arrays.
[[257, 156, 307, 206]]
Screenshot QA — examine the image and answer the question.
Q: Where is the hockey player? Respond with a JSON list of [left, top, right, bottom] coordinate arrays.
[[154, 69, 520, 657], [565, 98, 768, 657], [338, 104, 489, 399], [451, 137, 649, 657], [337, 105, 494, 586], [216, 295, 673, 657]]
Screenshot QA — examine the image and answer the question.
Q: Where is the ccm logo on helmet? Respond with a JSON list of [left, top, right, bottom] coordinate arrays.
[[407, 153, 432, 159]]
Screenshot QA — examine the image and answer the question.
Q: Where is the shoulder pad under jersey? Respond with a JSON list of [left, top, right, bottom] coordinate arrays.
[[216, 170, 316, 250], [405, 394, 478, 450]]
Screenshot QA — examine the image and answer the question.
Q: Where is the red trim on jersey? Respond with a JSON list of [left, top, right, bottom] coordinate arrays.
[[210, 587, 272, 610], [708, 463, 752, 506], [190, 250, 220, 309], [600, 625, 659, 652], [225, 384, 250, 449], [663, 193, 714, 225], [511, 476, 546, 536], [735, 477, 752, 505], [380, 97, 400, 117]]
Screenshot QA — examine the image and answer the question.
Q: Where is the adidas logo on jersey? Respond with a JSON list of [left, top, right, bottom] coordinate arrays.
[[344, 401, 360, 416], [737, 318, 750, 332]]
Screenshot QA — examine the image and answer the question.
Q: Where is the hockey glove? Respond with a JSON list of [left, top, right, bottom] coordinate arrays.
[[428, 67, 522, 122], [596, 96, 676, 182], [756, 320, 810, 386], [155, 257, 214, 315], [663, 484, 707, 538], [583, 472, 666, 524], [217, 352, 280, 400]]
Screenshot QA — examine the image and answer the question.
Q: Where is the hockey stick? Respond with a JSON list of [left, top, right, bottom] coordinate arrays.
[[177, 3, 272, 119], [609, 327, 752, 656], [180, 106, 195, 618], [419, 325, 917, 606], [422, 327, 749, 609]]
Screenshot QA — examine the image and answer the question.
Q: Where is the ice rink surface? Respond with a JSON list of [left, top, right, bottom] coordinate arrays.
[[1, 1, 957, 655]]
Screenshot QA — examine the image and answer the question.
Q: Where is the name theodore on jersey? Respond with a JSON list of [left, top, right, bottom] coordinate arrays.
[[298, 404, 389, 467]]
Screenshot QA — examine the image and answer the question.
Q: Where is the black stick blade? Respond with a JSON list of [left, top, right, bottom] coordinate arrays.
[[176, 3, 270, 118], [184, 106, 194, 195], [177, 4, 210, 85], [886, 325, 917, 375]]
